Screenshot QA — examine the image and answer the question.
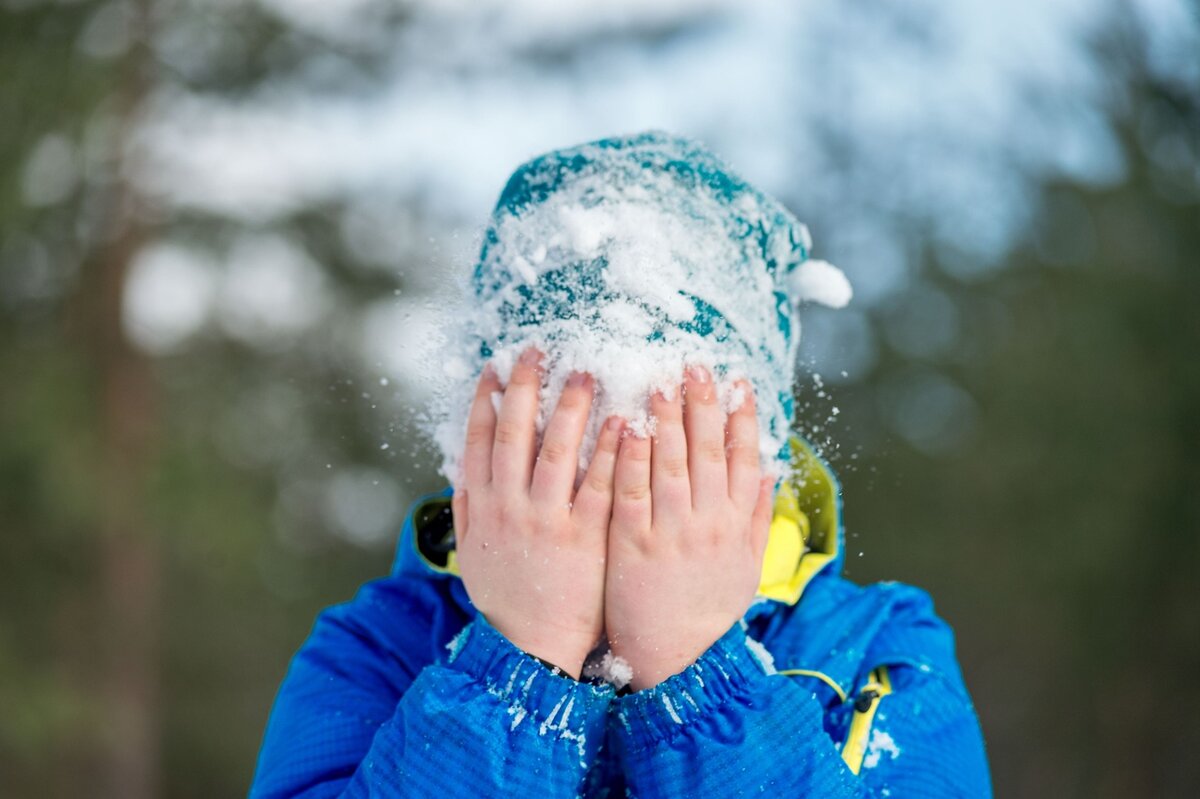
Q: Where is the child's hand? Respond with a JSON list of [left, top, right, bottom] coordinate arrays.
[[451, 347, 623, 678], [604, 367, 775, 690]]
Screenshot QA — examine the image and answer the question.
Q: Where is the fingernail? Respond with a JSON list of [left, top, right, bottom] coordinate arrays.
[[519, 347, 542, 366], [688, 365, 710, 383], [567, 371, 589, 388], [606, 415, 624, 432], [481, 362, 496, 379]]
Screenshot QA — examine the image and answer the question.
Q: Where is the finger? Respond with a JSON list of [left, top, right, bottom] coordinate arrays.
[[492, 346, 544, 491], [750, 476, 775, 555], [612, 429, 652, 536], [649, 385, 690, 527], [572, 415, 623, 529], [683, 365, 727, 508], [463, 363, 502, 486], [725, 380, 762, 511], [530, 371, 595, 506], [451, 488, 469, 546]]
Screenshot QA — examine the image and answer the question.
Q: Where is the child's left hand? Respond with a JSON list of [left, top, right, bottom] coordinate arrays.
[[604, 367, 775, 691]]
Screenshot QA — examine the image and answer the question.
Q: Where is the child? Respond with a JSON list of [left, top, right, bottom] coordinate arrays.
[[250, 132, 992, 797]]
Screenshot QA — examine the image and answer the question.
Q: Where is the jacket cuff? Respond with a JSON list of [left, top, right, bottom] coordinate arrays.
[[613, 623, 772, 749], [446, 615, 615, 742]]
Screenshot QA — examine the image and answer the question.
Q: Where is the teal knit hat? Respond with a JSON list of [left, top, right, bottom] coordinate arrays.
[[434, 130, 850, 482]]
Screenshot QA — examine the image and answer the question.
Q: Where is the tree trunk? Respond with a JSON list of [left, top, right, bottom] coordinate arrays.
[[69, 1, 161, 794]]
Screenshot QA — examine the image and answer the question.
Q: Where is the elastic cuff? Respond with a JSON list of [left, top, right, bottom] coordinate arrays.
[[613, 623, 771, 747], [447, 615, 615, 739]]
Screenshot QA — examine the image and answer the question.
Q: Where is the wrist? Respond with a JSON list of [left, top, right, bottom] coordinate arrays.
[[618, 655, 688, 691], [610, 625, 733, 690], [612, 623, 771, 745], [488, 620, 592, 679], [528, 653, 580, 680], [521, 647, 585, 679], [608, 642, 691, 691]]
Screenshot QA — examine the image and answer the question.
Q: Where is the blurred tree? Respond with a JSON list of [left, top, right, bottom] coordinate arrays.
[[835, 14, 1200, 798], [1, 1, 435, 796]]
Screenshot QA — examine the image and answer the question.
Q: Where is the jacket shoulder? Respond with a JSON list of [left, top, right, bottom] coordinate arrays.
[[751, 575, 965, 703]]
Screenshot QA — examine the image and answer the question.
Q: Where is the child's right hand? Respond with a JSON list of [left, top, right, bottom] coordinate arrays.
[[451, 347, 623, 678]]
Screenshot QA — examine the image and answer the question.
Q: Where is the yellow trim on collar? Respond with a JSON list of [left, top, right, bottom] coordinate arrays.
[[756, 436, 841, 605]]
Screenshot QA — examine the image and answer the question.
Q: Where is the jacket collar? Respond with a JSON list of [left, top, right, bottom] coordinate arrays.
[[755, 434, 844, 605]]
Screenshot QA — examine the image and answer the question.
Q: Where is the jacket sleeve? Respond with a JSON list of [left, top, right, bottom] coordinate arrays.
[[610, 605, 992, 798], [249, 577, 615, 798]]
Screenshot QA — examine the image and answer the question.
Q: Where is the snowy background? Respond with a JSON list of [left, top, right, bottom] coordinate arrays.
[[2, 0, 1198, 796], [120, 0, 1195, 452]]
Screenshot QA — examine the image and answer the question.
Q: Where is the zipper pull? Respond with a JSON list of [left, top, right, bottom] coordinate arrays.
[[853, 688, 879, 713]]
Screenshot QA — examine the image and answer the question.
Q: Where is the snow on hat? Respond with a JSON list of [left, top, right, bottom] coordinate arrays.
[[433, 130, 850, 484]]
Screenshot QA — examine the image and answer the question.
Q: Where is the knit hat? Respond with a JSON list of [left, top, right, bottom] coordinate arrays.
[[433, 130, 850, 484]]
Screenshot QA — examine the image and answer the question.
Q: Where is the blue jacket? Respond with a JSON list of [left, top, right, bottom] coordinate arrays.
[[250, 438, 991, 797]]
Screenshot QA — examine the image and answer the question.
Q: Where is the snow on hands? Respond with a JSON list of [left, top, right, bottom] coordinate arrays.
[[604, 365, 774, 691]]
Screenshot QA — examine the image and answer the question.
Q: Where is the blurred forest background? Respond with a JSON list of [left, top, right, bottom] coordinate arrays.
[[1, 0, 1197, 796]]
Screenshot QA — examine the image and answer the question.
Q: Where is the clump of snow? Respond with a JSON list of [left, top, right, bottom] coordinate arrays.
[[430, 133, 851, 485], [743, 636, 777, 675], [485, 664, 538, 732], [582, 650, 633, 690], [661, 694, 684, 725], [786, 259, 853, 308], [444, 626, 470, 662], [863, 729, 901, 769], [538, 693, 592, 766]]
